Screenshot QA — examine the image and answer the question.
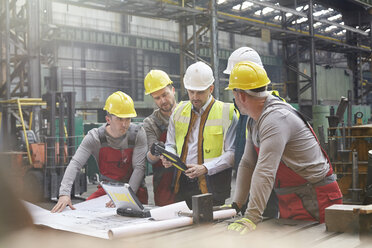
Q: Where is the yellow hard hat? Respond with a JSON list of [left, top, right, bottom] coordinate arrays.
[[103, 91, 137, 118], [225, 61, 270, 91], [144, 70, 173, 95]]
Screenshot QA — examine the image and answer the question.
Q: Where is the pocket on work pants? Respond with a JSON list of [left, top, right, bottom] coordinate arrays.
[[278, 193, 316, 221], [315, 181, 343, 223]]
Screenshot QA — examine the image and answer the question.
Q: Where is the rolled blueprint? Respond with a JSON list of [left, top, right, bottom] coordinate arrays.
[[108, 216, 193, 239], [108, 209, 236, 239]]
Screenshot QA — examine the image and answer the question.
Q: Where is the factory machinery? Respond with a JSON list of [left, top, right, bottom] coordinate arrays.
[[326, 92, 372, 204], [0, 91, 86, 202]]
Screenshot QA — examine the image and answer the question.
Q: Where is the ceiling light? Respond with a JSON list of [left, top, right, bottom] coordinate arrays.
[[262, 7, 274, 15], [241, 1, 253, 9], [314, 9, 329, 17], [328, 14, 342, 21], [325, 25, 337, 32]]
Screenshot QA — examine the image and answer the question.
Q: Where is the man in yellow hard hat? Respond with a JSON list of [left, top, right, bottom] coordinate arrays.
[[143, 70, 177, 206], [224, 47, 281, 219], [160, 61, 238, 208], [51, 91, 148, 212], [225, 61, 342, 234]]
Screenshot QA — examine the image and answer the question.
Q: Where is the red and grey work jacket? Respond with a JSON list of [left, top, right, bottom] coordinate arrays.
[[97, 124, 148, 204], [251, 102, 342, 223]]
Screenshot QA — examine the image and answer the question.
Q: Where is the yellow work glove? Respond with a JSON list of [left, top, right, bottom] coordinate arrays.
[[227, 218, 256, 235]]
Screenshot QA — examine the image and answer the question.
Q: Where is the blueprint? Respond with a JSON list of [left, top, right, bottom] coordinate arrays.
[[25, 195, 235, 239]]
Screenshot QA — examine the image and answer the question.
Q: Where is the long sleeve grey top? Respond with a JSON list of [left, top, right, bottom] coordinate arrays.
[[165, 96, 238, 175], [233, 95, 330, 224], [143, 108, 169, 164], [59, 123, 147, 196]]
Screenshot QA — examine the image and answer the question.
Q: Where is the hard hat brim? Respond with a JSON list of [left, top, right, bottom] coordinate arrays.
[[185, 83, 213, 91], [145, 83, 172, 95], [112, 112, 137, 118]]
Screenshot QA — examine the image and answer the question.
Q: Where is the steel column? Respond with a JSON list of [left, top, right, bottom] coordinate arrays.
[[308, 0, 317, 106], [192, 0, 197, 62], [210, 0, 219, 99], [179, 20, 187, 98]]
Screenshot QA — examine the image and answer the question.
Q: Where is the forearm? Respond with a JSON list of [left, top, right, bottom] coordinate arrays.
[[59, 158, 84, 196], [146, 151, 160, 164], [128, 168, 145, 192], [233, 158, 254, 206], [245, 168, 275, 224], [130, 127, 147, 192], [59, 138, 95, 196], [203, 151, 234, 175]]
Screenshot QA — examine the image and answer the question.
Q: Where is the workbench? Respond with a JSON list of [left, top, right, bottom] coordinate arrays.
[[6, 201, 370, 248], [1, 217, 368, 248]]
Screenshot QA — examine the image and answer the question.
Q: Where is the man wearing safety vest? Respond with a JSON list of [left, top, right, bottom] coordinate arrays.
[[51, 91, 148, 212], [161, 61, 238, 208], [226, 61, 342, 234], [143, 70, 177, 206]]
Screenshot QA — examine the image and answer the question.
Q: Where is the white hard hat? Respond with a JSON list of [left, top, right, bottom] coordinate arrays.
[[223, 47, 263, 74], [183, 61, 214, 91]]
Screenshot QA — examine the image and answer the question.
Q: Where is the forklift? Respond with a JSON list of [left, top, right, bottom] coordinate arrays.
[[0, 91, 87, 202]]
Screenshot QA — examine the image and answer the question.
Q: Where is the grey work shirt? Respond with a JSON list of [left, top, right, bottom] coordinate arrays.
[[59, 123, 147, 196], [143, 109, 169, 164], [234, 94, 329, 224], [165, 96, 238, 175]]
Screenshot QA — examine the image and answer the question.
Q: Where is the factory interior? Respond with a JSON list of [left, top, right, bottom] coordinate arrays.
[[1, 0, 372, 247]]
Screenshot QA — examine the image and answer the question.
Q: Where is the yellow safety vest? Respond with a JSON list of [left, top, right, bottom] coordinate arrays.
[[174, 99, 234, 162], [172, 98, 234, 195]]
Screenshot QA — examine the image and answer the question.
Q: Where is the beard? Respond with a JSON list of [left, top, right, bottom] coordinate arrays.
[[191, 100, 201, 107], [160, 101, 174, 113]]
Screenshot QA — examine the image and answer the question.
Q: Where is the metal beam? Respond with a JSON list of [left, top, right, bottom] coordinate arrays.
[[309, 0, 317, 105], [210, 0, 219, 99]]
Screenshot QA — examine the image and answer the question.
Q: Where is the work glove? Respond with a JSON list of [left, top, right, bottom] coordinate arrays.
[[227, 217, 256, 235], [150, 141, 164, 156]]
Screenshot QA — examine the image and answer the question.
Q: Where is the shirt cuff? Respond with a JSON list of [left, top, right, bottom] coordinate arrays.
[[203, 156, 223, 175]]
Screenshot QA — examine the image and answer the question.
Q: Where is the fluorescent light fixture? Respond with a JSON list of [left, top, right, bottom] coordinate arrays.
[[262, 7, 274, 15], [296, 6, 304, 11], [314, 22, 322, 28], [232, 4, 241, 10], [328, 14, 342, 21], [314, 9, 329, 17], [325, 25, 337, 32], [297, 17, 308, 24]]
